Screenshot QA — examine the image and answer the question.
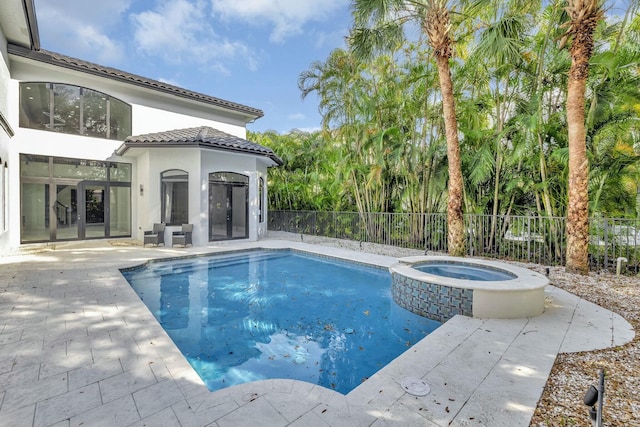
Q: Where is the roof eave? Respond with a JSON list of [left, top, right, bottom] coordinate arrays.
[[23, 0, 40, 50], [115, 141, 282, 166], [7, 44, 263, 122]]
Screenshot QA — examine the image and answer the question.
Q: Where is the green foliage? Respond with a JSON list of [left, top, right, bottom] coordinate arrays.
[[256, 0, 640, 219]]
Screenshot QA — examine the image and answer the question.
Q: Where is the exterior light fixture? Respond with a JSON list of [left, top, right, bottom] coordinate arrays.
[[583, 368, 605, 427]]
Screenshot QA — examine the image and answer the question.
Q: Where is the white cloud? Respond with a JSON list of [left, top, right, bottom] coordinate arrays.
[[131, 0, 253, 73], [209, 0, 347, 43], [34, 0, 131, 63], [76, 26, 124, 64]]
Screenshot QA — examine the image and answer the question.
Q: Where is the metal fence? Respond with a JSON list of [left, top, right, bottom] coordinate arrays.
[[268, 211, 640, 274]]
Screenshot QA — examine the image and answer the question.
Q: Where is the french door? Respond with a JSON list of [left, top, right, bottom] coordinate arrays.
[[20, 154, 131, 243], [20, 180, 129, 242], [78, 181, 107, 239], [208, 172, 248, 241]]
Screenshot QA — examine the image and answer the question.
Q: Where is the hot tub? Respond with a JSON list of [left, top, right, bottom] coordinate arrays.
[[389, 256, 549, 321]]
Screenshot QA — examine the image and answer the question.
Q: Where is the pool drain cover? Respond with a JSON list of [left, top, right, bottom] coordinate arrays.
[[401, 377, 431, 396]]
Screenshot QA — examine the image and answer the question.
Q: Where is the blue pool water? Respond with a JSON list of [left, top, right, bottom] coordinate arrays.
[[123, 250, 440, 394], [414, 262, 516, 281]]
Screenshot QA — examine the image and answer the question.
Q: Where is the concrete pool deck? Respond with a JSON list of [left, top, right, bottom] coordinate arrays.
[[0, 239, 634, 427]]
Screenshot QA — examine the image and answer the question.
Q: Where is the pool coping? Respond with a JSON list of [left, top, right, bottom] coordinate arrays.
[[391, 255, 549, 292], [0, 239, 635, 426]]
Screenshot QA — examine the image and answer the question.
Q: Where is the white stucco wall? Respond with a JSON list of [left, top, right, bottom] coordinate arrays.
[[131, 105, 243, 138], [3, 53, 265, 250], [127, 147, 268, 246], [10, 57, 249, 139], [0, 29, 12, 253], [0, 30, 10, 119]]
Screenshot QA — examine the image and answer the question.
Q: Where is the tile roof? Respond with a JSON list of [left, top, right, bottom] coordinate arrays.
[[117, 126, 282, 165], [8, 44, 263, 120]]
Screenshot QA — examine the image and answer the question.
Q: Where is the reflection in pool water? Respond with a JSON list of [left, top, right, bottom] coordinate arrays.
[[123, 250, 441, 394]]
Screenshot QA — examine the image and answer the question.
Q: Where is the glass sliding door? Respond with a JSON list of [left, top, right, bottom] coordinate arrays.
[[208, 172, 249, 241], [55, 184, 78, 240], [209, 184, 228, 241], [20, 182, 50, 242], [20, 154, 131, 243], [80, 183, 106, 239], [109, 186, 131, 237], [231, 186, 248, 238]]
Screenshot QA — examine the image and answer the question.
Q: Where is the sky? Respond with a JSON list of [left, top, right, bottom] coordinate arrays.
[[32, 0, 353, 134]]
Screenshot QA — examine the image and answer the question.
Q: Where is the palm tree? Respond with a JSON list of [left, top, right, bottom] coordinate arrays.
[[349, 0, 466, 256], [561, 0, 603, 274]]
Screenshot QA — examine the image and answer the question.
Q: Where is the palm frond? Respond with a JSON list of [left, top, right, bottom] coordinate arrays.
[[348, 24, 405, 60]]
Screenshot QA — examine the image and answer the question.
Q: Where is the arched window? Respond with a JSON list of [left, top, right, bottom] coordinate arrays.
[[19, 82, 132, 140], [161, 169, 188, 225]]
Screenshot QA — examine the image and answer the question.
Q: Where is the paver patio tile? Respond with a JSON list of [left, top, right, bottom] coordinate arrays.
[[67, 330, 113, 354], [69, 395, 140, 427], [286, 410, 330, 427], [68, 357, 124, 390], [263, 391, 319, 422], [148, 360, 173, 382], [0, 373, 67, 413], [0, 328, 23, 346], [0, 355, 16, 375], [0, 403, 36, 427], [171, 399, 239, 427], [128, 407, 181, 427], [312, 401, 376, 427], [215, 396, 287, 427], [0, 363, 40, 391], [368, 402, 441, 427], [99, 368, 158, 404], [86, 318, 128, 335], [40, 349, 93, 379], [133, 379, 185, 418], [33, 383, 102, 427], [43, 325, 88, 345]]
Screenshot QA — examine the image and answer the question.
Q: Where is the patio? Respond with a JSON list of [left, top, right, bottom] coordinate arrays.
[[0, 238, 634, 426]]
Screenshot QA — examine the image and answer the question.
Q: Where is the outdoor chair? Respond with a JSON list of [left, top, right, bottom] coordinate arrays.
[[144, 223, 165, 246], [172, 224, 193, 247]]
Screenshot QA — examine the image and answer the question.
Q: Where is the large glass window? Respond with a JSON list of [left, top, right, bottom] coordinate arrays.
[[110, 186, 131, 237], [20, 154, 49, 177], [53, 84, 80, 135], [19, 82, 132, 140], [83, 88, 107, 138], [110, 97, 132, 140], [109, 163, 132, 182], [161, 169, 189, 226], [19, 83, 50, 130], [19, 154, 131, 243]]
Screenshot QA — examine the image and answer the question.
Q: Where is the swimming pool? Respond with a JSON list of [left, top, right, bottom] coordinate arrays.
[[122, 250, 441, 394]]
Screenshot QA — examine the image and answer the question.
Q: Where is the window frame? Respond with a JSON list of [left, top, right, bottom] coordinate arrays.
[[19, 82, 132, 140]]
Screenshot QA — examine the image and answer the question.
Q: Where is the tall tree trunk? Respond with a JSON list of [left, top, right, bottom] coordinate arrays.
[[425, 1, 465, 257], [564, 0, 602, 274], [435, 55, 465, 256], [566, 72, 590, 274]]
